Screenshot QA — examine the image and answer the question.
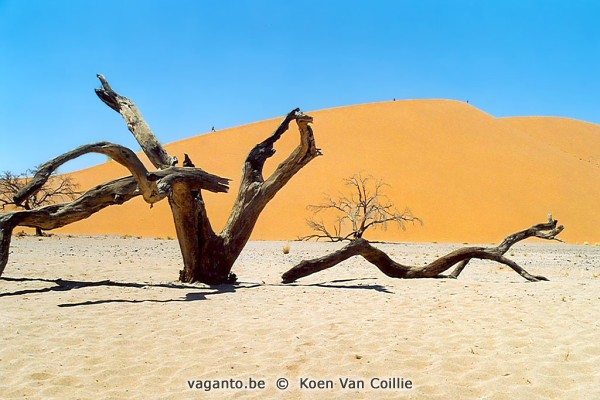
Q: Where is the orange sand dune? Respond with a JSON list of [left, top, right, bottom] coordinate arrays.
[[502, 116, 600, 169], [52, 100, 600, 243]]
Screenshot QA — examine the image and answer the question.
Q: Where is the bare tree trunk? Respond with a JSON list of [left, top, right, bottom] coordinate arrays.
[[0, 77, 228, 281], [177, 110, 321, 284], [282, 219, 564, 283], [97, 74, 322, 283], [95, 77, 321, 283], [0, 214, 15, 276]]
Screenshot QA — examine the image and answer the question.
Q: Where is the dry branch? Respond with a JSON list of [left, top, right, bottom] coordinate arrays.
[[1, 176, 138, 275], [0, 167, 81, 210], [94, 76, 321, 283], [218, 109, 321, 257], [0, 166, 229, 276], [1, 74, 319, 285], [1, 168, 81, 235], [176, 109, 321, 283], [0, 76, 230, 280], [282, 218, 564, 283], [15, 142, 161, 205], [95, 74, 177, 169]]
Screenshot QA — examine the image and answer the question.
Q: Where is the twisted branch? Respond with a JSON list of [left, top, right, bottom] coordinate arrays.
[[283, 218, 564, 283], [95, 74, 177, 169]]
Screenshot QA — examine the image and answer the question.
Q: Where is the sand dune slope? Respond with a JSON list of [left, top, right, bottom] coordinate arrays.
[[502, 116, 600, 170], [55, 100, 600, 243]]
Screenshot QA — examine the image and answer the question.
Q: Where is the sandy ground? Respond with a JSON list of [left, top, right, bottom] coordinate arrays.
[[1, 235, 599, 399]]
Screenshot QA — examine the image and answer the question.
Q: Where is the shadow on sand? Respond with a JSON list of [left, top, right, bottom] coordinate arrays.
[[280, 277, 395, 294], [0, 275, 393, 307], [0, 276, 256, 307]]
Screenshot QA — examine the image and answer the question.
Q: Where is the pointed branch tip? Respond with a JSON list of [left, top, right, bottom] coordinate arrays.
[[96, 74, 113, 92]]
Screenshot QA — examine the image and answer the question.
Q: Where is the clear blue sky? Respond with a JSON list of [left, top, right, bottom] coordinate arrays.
[[1, 0, 599, 173]]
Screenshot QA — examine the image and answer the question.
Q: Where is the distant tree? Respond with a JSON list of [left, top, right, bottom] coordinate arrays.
[[301, 173, 421, 242], [0, 168, 80, 236]]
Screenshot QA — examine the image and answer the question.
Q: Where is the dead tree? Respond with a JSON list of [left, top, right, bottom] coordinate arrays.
[[282, 217, 564, 283], [287, 175, 563, 283], [0, 75, 321, 283], [0, 169, 81, 236], [300, 173, 420, 242]]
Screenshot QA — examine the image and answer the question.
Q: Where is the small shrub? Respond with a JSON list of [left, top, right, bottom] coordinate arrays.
[[283, 244, 291, 254]]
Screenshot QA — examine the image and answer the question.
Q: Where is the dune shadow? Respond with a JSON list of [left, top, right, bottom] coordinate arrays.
[[0, 276, 260, 307]]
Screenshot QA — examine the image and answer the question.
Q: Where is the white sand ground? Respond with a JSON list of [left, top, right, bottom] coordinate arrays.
[[1, 235, 599, 399]]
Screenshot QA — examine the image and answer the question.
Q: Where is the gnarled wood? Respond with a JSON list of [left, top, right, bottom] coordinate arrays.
[[0, 166, 229, 277], [448, 217, 565, 279], [1, 176, 138, 275], [95, 74, 177, 169], [282, 219, 564, 283], [96, 77, 321, 284], [0, 216, 14, 276], [15, 142, 161, 205], [94, 78, 316, 283], [173, 109, 322, 283], [1, 75, 319, 285], [220, 110, 321, 257], [0, 80, 229, 280]]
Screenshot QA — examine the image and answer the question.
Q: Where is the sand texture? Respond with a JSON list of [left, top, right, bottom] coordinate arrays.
[[50, 99, 600, 244], [2, 235, 599, 399]]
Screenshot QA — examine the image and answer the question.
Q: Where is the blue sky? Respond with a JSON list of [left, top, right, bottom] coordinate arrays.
[[1, 0, 599, 173]]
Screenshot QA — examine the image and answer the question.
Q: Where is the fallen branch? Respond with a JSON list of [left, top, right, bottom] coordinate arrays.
[[282, 218, 564, 283]]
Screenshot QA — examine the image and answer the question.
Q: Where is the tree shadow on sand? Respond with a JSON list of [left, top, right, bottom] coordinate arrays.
[[0, 276, 259, 307], [1, 276, 394, 307], [282, 277, 395, 294]]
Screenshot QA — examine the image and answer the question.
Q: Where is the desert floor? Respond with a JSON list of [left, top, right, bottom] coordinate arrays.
[[1, 235, 599, 399]]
